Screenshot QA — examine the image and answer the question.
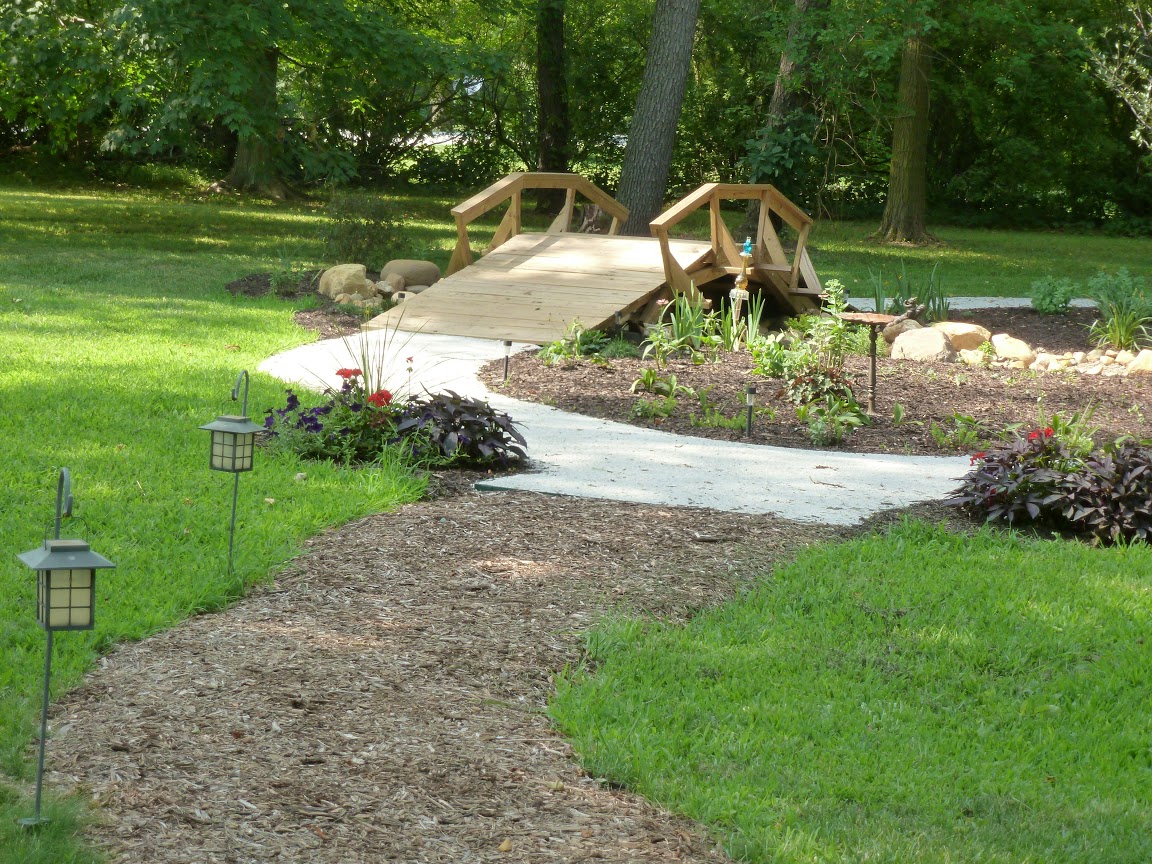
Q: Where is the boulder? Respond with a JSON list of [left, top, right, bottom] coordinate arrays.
[[382, 259, 440, 287], [958, 348, 989, 366], [379, 272, 405, 294], [931, 321, 991, 351], [891, 327, 957, 363], [319, 264, 374, 300], [991, 333, 1036, 368], [883, 318, 922, 344], [1127, 349, 1152, 374]]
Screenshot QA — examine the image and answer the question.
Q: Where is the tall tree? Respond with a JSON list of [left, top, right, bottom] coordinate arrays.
[[616, 0, 702, 235], [536, 0, 572, 210], [876, 29, 934, 243], [1090, 2, 1152, 152]]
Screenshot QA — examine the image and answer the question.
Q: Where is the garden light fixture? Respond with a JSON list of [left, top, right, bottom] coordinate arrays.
[[745, 384, 757, 437], [729, 236, 753, 350], [503, 340, 513, 383], [200, 370, 262, 575], [16, 468, 116, 828]]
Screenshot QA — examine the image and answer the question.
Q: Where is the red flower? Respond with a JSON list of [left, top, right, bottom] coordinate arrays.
[[970, 451, 986, 464], [367, 389, 392, 407], [1027, 430, 1041, 441], [1044, 427, 1054, 437], [336, 368, 362, 379]]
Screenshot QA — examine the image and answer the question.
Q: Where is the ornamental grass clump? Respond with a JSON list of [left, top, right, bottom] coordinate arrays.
[[950, 428, 1152, 544]]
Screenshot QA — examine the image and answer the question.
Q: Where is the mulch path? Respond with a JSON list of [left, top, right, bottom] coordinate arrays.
[[45, 474, 923, 863], [478, 308, 1152, 456]]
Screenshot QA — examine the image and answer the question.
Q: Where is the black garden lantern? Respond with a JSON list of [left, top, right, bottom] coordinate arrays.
[[16, 468, 116, 828], [200, 370, 262, 575]]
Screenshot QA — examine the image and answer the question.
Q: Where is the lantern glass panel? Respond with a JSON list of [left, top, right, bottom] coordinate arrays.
[[39, 568, 95, 630], [210, 430, 255, 472]]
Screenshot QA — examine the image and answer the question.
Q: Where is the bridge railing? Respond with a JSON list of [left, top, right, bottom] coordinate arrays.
[[447, 173, 630, 275], [648, 183, 816, 304]]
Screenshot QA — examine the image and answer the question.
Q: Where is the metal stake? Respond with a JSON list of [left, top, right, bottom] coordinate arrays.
[[867, 324, 879, 415], [228, 472, 240, 578], [503, 341, 512, 384], [20, 469, 71, 829]]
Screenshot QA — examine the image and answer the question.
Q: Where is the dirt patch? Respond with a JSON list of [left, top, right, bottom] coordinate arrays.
[[226, 270, 375, 340], [47, 476, 886, 863], [478, 309, 1152, 456]]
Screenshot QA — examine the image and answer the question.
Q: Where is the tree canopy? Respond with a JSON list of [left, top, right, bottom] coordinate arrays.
[[2, 0, 1147, 229]]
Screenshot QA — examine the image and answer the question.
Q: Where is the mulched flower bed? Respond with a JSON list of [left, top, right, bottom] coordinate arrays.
[[477, 308, 1152, 456]]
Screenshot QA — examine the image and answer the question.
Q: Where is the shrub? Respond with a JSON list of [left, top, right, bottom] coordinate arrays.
[[394, 391, 526, 468], [751, 338, 855, 406], [1086, 268, 1152, 350], [795, 394, 868, 446], [539, 321, 610, 366], [1030, 276, 1078, 314], [321, 193, 417, 270], [264, 368, 400, 464], [950, 429, 1152, 544]]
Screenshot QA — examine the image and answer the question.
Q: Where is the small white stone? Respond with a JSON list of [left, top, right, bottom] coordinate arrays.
[[1102, 365, 1127, 377], [1116, 350, 1137, 365], [1080, 365, 1102, 376], [1072, 351, 1086, 364], [1087, 349, 1103, 361]]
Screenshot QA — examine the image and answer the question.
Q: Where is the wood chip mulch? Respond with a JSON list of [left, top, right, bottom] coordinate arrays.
[[479, 308, 1152, 456], [45, 475, 848, 863]]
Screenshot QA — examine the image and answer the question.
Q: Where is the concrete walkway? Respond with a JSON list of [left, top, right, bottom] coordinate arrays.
[[260, 331, 969, 526]]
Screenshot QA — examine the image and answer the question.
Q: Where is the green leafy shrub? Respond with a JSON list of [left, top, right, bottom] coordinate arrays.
[[630, 370, 693, 398], [265, 372, 525, 469], [1086, 268, 1152, 350], [951, 430, 1152, 544], [395, 391, 526, 468], [1030, 276, 1078, 314], [795, 394, 868, 445], [264, 368, 401, 464], [321, 193, 416, 270], [631, 395, 678, 419], [539, 321, 609, 366]]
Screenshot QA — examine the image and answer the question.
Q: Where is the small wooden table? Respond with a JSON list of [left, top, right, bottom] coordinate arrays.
[[837, 312, 896, 415]]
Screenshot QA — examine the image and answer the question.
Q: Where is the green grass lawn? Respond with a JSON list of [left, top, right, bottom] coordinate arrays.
[[1, 179, 1149, 862], [0, 185, 460, 861], [668, 209, 1152, 300], [551, 520, 1152, 863]]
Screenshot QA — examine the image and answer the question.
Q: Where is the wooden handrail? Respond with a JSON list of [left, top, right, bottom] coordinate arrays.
[[649, 183, 815, 303], [446, 173, 630, 275]]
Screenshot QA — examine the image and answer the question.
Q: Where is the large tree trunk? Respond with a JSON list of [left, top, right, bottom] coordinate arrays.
[[535, 0, 571, 213], [226, 48, 289, 199], [876, 34, 934, 243], [616, 0, 702, 235]]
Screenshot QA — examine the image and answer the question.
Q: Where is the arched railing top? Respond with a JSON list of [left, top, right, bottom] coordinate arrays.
[[447, 173, 630, 275]]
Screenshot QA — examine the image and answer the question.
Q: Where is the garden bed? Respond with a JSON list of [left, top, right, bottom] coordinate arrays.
[[477, 307, 1152, 456]]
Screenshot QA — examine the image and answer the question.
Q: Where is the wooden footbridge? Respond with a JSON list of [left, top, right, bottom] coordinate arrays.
[[367, 173, 823, 344]]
